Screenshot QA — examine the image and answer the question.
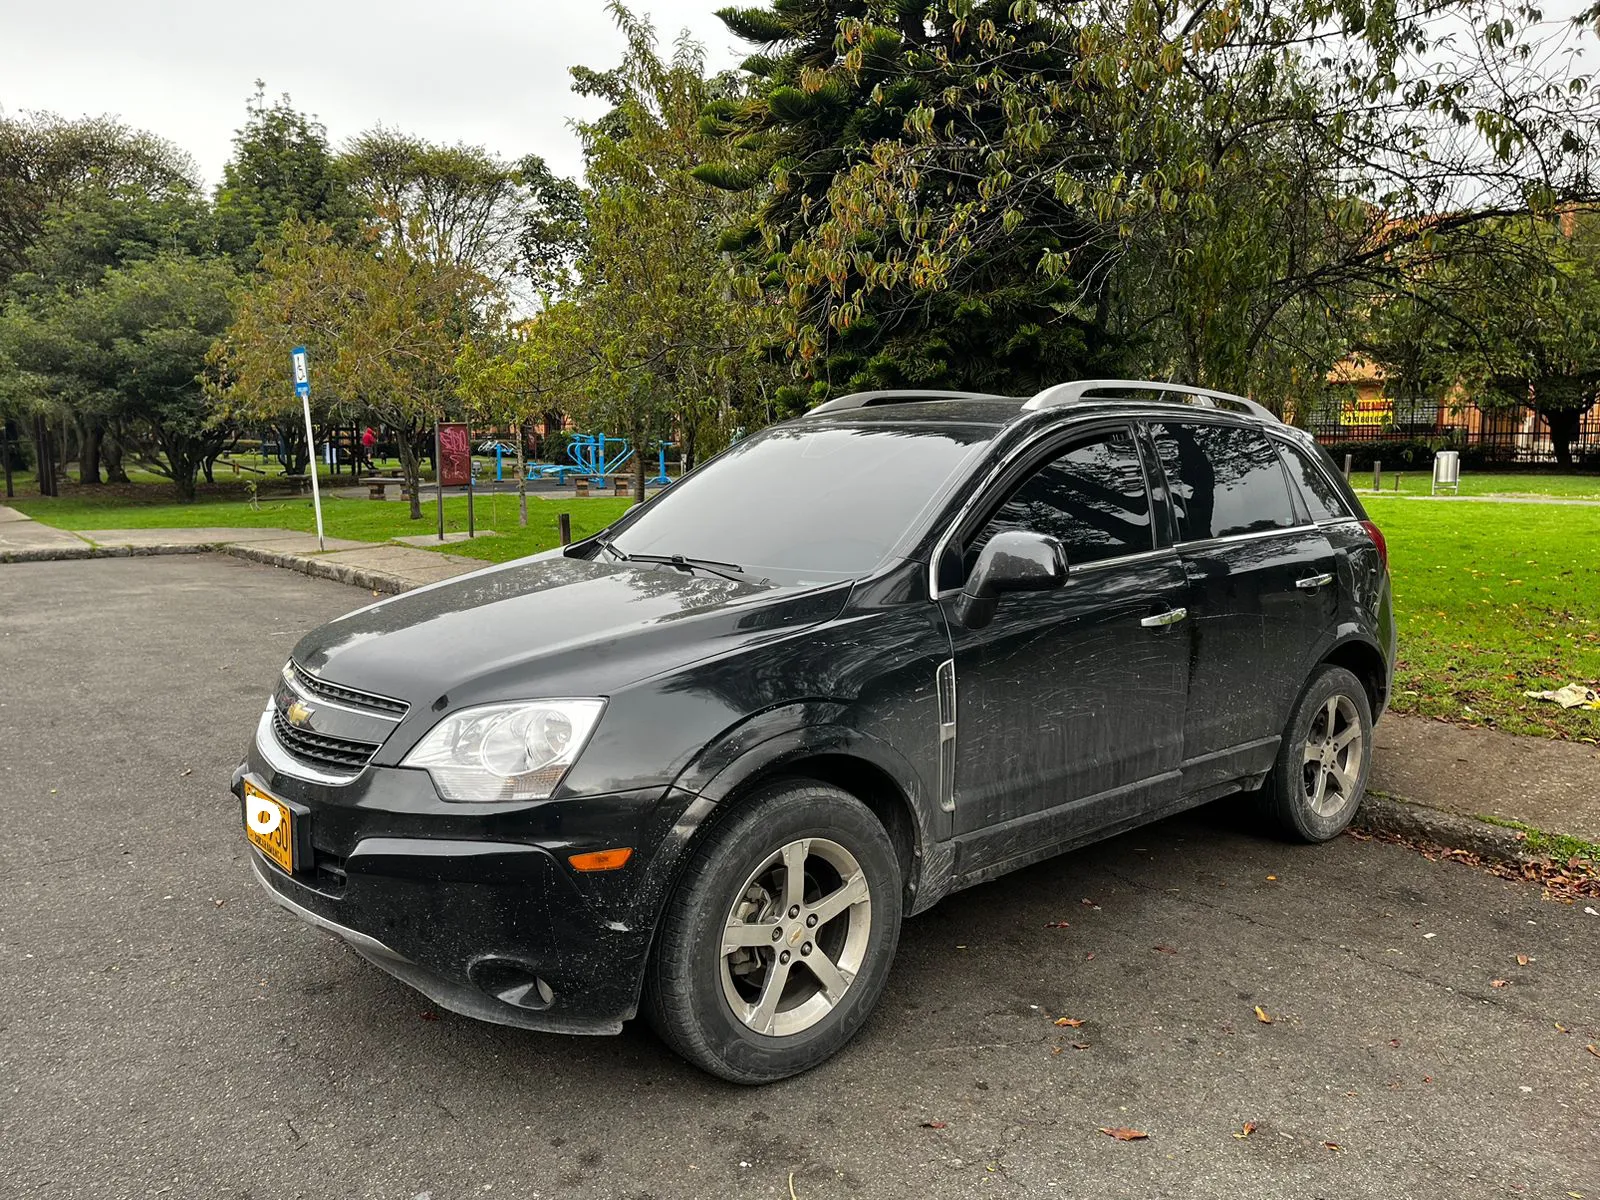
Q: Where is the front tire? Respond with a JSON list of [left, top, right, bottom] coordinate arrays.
[[643, 780, 902, 1084], [1258, 664, 1374, 842]]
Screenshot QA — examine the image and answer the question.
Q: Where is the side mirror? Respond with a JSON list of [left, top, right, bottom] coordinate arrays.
[[954, 531, 1069, 630]]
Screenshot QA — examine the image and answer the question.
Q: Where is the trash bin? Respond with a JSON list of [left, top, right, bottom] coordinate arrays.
[[1432, 450, 1461, 495]]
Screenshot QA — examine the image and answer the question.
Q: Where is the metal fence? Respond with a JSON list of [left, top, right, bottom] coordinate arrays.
[[1302, 396, 1600, 466]]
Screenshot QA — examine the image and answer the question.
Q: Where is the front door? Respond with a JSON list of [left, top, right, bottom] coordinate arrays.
[[941, 425, 1191, 874]]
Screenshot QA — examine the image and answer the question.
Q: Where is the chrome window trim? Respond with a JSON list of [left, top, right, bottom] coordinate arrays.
[[255, 705, 367, 787], [935, 658, 957, 812], [1168, 522, 1318, 553]]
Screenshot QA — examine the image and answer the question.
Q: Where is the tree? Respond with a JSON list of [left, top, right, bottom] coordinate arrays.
[[456, 303, 588, 526], [702, 0, 1600, 405], [566, 3, 783, 498], [212, 220, 493, 518], [214, 84, 365, 267], [0, 252, 236, 498]]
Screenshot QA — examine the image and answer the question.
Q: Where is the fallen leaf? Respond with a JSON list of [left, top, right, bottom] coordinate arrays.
[[1043, 920, 1071, 929], [1098, 1127, 1148, 1141], [1153, 945, 1177, 954], [1254, 1006, 1272, 1024], [1071, 1042, 1090, 1051], [1232, 1121, 1257, 1139], [1491, 978, 1509, 988], [1266, 875, 1277, 881], [213, 899, 225, 908], [1586, 1044, 1600, 1060], [1055, 1017, 1086, 1028], [1051, 1046, 1063, 1055], [1389, 1038, 1402, 1048], [179, 767, 192, 777], [1084, 952, 1096, 962], [1516, 954, 1530, 966], [420, 1011, 439, 1021], [921, 1120, 947, 1129], [1556, 1022, 1569, 1033], [1323, 1141, 1342, 1152]]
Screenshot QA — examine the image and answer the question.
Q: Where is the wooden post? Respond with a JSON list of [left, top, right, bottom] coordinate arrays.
[[558, 512, 572, 546], [1372, 460, 1382, 492]]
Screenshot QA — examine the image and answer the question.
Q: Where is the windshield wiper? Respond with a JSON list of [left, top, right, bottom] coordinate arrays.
[[623, 552, 768, 586]]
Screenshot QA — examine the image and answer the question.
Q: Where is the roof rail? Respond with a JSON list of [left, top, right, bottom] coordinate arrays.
[[1022, 379, 1279, 423], [805, 389, 1004, 417]]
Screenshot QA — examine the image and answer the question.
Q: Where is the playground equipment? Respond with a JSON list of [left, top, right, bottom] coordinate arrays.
[[526, 433, 634, 488], [647, 442, 675, 486], [477, 438, 516, 481]]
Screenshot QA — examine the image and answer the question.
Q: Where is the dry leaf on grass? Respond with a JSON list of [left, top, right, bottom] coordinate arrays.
[[1098, 1127, 1148, 1141], [1254, 1006, 1272, 1024]]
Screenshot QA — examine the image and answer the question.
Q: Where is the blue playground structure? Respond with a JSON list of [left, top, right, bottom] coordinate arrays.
[[527, 433, 634, 487], [647, 442, 675, 486]]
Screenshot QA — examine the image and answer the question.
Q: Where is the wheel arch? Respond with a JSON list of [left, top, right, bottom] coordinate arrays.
[[1319, 635, 1389, 717]]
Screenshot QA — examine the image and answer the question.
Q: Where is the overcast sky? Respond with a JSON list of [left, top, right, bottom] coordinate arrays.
[[0, 0, 748, 188]]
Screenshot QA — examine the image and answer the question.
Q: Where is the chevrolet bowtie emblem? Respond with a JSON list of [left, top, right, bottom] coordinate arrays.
[[286, 699, 314, 727]]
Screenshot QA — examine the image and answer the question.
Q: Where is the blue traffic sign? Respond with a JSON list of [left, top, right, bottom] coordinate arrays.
[[291, 346, 310, 398]]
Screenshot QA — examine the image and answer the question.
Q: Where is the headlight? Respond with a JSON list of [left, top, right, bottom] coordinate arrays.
[[402, 699, 605, 802]]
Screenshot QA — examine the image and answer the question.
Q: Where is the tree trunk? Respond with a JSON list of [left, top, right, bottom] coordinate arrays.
[[31, 414, 57, 497], [57, 418, 73, 475], [78, 417, 103, 485], [102, 425, 129, 484], [633, 430, 647, 503], [515, 417, 528, 527], [1542, 407, 1581, 468], [396, 431, 424, 520]]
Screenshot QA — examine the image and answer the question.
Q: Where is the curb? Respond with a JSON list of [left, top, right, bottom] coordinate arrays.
[[1351, 791, 1577, 867], [222, 545, 414, 595], [1, 539, 418, 594], [1, 542, 212, 563]]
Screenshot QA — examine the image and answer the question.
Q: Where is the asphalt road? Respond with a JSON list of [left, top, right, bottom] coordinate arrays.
[[2, 555, 1597, 1200]]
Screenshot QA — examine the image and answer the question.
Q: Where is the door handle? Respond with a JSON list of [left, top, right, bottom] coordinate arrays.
[[1295, 573, 1334, 590], [1140, 607, 1188, 628]]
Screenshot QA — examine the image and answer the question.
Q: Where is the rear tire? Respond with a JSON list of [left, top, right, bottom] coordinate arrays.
[[643, 780, 902, 1084], [1257, 664, 1373, 842]]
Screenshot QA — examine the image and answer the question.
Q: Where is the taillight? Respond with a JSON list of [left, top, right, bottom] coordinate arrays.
[[1360, 519, 1388, 570]]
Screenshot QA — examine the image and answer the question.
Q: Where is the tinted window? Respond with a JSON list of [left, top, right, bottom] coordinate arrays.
[[1150, 422, 1297, 540], [967, 428, 1153, 569], [1276, 438, 1351, 522], [610, 424, 988, 586]]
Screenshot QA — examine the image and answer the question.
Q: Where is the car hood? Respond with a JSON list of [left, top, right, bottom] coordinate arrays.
[[290, 554, 849, 709]]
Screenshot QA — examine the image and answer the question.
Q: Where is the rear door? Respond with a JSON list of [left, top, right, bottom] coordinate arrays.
[[942, 423, 1191, 869], [1146, 420, 1337, 791]]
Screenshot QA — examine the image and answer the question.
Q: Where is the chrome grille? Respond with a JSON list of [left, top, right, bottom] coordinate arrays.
[[288, 660, 408, 717], [270, 710, 381, 774]]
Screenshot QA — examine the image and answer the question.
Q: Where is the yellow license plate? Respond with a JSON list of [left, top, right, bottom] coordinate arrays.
[[244, 781, 296, 873]]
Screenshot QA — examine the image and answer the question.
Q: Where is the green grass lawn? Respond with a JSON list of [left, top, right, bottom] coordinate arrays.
[[1352, 470, 1600, 499], [6, 487, 633, 565], [1365, 494, 1600, 739]]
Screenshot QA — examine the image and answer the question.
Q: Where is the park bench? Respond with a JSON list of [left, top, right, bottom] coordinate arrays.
[[360, 476, 411, 501]]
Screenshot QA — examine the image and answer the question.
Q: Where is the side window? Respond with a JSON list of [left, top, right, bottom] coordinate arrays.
[[1275, 438, 1351, 522], [1150, 422, 1297, 541], [966, 428, 1153, 570]]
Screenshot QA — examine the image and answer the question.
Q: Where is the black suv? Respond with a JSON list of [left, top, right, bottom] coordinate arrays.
[[234, 380, 1394, 1083]]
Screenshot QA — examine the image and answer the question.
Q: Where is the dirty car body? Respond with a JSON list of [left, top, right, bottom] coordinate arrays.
[[234, 381, 1394, 1076]]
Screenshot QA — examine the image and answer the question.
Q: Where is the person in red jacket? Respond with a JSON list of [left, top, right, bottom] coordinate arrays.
[[360, 426, 377, 472]]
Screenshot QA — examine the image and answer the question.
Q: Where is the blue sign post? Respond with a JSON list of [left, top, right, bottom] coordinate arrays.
[[291, 346, 325, 551]]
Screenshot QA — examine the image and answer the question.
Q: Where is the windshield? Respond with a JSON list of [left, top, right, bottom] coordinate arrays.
[[607, 423, 992, 586]]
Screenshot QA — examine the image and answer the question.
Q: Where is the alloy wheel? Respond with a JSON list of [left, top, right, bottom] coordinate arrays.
[[1300, 693, 1364, 816], [720, 837, 872, 1037]]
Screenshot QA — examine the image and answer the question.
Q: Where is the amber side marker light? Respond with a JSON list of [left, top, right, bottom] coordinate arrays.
[[568, 847, 634, 872]]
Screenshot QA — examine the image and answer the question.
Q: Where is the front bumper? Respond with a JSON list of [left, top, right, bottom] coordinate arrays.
[[234, 753, 692, 1035]]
